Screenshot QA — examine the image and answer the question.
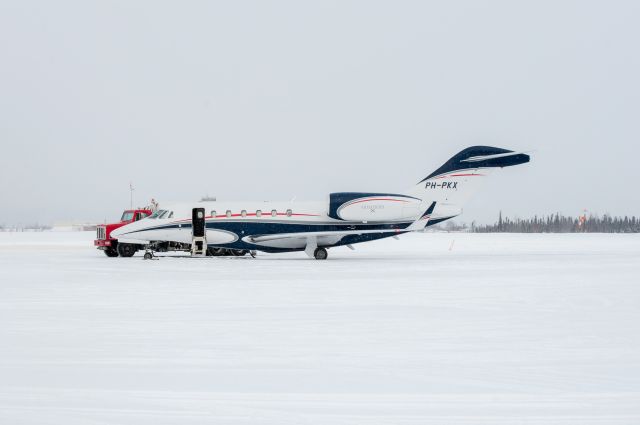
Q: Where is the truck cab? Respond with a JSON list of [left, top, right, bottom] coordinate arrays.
[[94, 208, 153, 257]]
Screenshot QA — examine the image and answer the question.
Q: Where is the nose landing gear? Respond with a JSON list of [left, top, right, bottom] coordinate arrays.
[[142, 244, 157, 260]]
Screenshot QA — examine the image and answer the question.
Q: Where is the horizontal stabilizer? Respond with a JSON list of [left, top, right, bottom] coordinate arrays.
[[460, 150, 531, 163]]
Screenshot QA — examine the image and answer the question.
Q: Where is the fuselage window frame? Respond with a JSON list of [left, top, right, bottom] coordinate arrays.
[[271, 209, 277, 217], [241, 210, 247, 218], [226, 210, 232, 218], [256, 210, 262, 218], [286, 209, 292, 217]]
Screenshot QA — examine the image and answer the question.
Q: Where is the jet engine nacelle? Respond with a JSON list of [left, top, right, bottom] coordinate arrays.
[[328, 192, 422, 222]]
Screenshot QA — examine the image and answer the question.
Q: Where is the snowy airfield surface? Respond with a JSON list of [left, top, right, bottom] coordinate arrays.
[[1, 231, 639, 425]]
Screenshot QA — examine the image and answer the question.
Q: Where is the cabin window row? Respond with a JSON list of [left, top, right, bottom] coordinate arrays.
[[210, 209, 293, 218]]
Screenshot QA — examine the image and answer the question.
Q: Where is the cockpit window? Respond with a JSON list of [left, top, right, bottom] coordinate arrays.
[[121, 211, 135, 221], [167, 211, 173, 219], [148, 210, 166, 219]]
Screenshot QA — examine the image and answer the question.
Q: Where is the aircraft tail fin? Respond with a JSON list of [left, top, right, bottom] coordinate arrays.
[[404, 146, 530, 222]]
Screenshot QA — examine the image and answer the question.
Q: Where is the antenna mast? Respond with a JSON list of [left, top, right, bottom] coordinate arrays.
[[129, 182, 134, 209]]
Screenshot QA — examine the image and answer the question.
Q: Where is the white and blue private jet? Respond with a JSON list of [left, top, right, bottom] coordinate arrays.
[[111, 146, 530, 259]]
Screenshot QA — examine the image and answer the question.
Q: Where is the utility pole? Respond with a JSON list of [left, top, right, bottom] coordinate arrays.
[[129, 182, 134, 209]]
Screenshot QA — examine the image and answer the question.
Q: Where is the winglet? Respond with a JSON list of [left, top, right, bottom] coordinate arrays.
[[406, 201, 436, 231]]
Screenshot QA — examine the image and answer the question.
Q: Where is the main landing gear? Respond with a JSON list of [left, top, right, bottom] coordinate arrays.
[[206, 248, 249, 257], [313, 247, 328, 260], [304, 237, 328, 260]]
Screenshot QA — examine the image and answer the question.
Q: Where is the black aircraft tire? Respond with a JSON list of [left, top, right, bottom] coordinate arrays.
[[313, 247, 328, 260], [104, 248, 119, 257], [208, 248, 225, 256], [117, 243, 137, 258]]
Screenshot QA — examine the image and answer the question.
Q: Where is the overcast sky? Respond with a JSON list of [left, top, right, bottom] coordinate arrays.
[[1, 1, 639, 226]]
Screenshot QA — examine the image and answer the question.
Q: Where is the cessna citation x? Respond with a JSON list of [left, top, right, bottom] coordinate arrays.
[[111, 146, 530, 260]]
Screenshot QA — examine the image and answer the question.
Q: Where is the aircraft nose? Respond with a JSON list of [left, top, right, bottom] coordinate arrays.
[[110, 226, 125, 239], [111, 222, 138, 239]]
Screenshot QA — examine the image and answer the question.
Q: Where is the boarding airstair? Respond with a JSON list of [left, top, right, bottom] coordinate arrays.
[[191, 207, 207, 256]]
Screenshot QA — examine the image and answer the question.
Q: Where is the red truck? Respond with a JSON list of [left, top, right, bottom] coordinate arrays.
[[94, 209, 152, 257]]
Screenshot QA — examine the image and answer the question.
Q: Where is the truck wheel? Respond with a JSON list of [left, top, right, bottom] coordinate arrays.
[[104, 248, 119, 257], [117, 243, 137, 257]]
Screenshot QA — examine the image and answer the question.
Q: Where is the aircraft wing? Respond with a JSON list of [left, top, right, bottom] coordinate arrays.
[[246, 228, 406, 244], [247, 202, 438, 244]]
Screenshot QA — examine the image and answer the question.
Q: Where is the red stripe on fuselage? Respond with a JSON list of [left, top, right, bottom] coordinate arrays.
[[435, 173, 485, 179], [346, 198, 411, 206]]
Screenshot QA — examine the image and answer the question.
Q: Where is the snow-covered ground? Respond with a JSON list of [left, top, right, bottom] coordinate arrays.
[[1, 231, 639, 424]]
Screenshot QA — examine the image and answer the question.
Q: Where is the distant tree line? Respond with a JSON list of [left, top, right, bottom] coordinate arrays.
[[472, 212, 640, 233]]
